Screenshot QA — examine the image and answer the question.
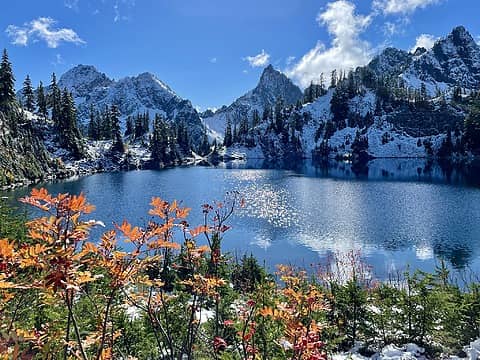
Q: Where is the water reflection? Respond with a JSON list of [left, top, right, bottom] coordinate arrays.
[[3, 158, 480, 279]]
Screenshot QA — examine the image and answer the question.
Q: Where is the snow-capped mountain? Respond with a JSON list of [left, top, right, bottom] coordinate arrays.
[[220, 26, 480, 161], [202, 65, 303, 139], [58, 65, 204, 141], [368, 26, 480, 94]]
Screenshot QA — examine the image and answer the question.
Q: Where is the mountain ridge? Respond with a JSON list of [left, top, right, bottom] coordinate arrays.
[[57, 64, 204, 143]]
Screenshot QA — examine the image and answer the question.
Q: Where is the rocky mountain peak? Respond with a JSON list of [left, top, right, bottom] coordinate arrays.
[[367, 47, 412, 78], [133, 72, 176, 97], [449, 25, 475, 46], [254, 65, 303, 105], [58, 65, 113, 97]]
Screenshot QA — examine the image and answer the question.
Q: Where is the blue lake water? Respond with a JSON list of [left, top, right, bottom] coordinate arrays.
[[4, 159, 480, 279]]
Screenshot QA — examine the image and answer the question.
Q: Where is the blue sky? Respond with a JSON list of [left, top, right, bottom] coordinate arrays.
[[1, 0, 478, 110]]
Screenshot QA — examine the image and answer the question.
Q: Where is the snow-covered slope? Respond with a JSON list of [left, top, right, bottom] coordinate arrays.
[[202, 65, 303, 140], [369, 26, 480, 95], [58, 65, 204, 142]]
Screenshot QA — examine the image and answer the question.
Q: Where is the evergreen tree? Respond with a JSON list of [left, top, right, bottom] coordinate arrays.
[[100, 105, 112, 139], [438, 128, 453, 157], [464, 104, 480, 153], [232, 123, 238, 144], [304, 81, 315, 103], [150, 114, 176, 165], [48, 73, 61, 126], [125, 116, 134, 137], [22, 75, 35, 112], [274, 97, 285, 133], [0, 49, 16, 110], [262, 106, 272, 122], [143, 112, 150, 135], [110, 105, 124, 153], [59, 88, 84, 158], [251, 109, 260, 128], [223, 117, 233, 147], [36, 81, 47, 119], [198, 126, 210, 156], [330, 69, 337, 88], [87, 104, 99, 140], [176, 121, 190, 152]]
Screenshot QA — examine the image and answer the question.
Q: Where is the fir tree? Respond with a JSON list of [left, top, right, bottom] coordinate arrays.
[[176, 121, 190, 152], [101, 105, 112, 139], [59, 88, 84, 158], [22, 75, 35, 112], [251, 109, 260, 128], [48, 73, 61, 126], [110, 105, 124, 153], [198, 127, 210, 156], [223, 117, 233, 147], [0, 49, 16, 110], [87, 104, 99, 140], [36, 81, 47, 119], [125, 116, 134, 137], [274, 97, 285, 133], [330, 69, 337, 88], [150, 114, 176, 165], [262, 106, 272, 122], [464, 104, 480, 152]]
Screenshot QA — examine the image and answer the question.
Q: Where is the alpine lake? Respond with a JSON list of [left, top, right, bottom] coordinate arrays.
[[3, 158, 480, 280]]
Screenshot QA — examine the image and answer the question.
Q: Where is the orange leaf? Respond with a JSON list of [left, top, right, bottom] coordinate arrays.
[[189, 225, 209, 238]]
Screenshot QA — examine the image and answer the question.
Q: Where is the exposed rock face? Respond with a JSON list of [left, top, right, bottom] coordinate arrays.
[[202, 65, 303, 137], [58, 65, 204, 142], [368, 26, 480, 94], [0, 109, 66, 188]]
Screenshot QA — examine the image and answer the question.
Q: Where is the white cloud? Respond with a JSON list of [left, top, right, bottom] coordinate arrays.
[[384, 22, 398, 36], [244, 49, 270, 67], [64, 0, 79, 11], [113, 0, 135, 22], [287, 0, 372, 88], [6, 17, 85, 48], [5, 26, 28, 46], [52, 53, 65, 66], [411, 33, 437, 52], [210, 57, 217, 64], [373, 0, 440, 15], [286, 56, 296, 66]]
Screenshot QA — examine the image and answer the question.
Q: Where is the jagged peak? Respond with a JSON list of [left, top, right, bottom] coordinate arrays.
[[450, 25, 470, 38], [60, 64, 107, 80], [257, 65, 296, 91], [59, 64, 113, 91], [413, 47, 427, 57], [434, 25, 478, 51]]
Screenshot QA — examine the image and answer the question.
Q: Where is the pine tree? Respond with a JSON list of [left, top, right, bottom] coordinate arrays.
[[110, 105, 124, 153], [125, 116, 134, 137], [223, 117, 232, 147], [198, 126, 210, 156], [274, 97, 285, 133], [87, 104, 99, 140], [262, 107, 272, 122], [464, 104, 480, 152], [330, 69, 337, 89], [48, 73, 61, 126], [59, 88, 84, 158], [0, 49, 16, 110], [150, 114, 176, 164], [36, 81, 47, 119], [251, 109, 260, 128], [176, 121, 190, 152], [101, 105, 111, 139], [22, 75, 35, 112]]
